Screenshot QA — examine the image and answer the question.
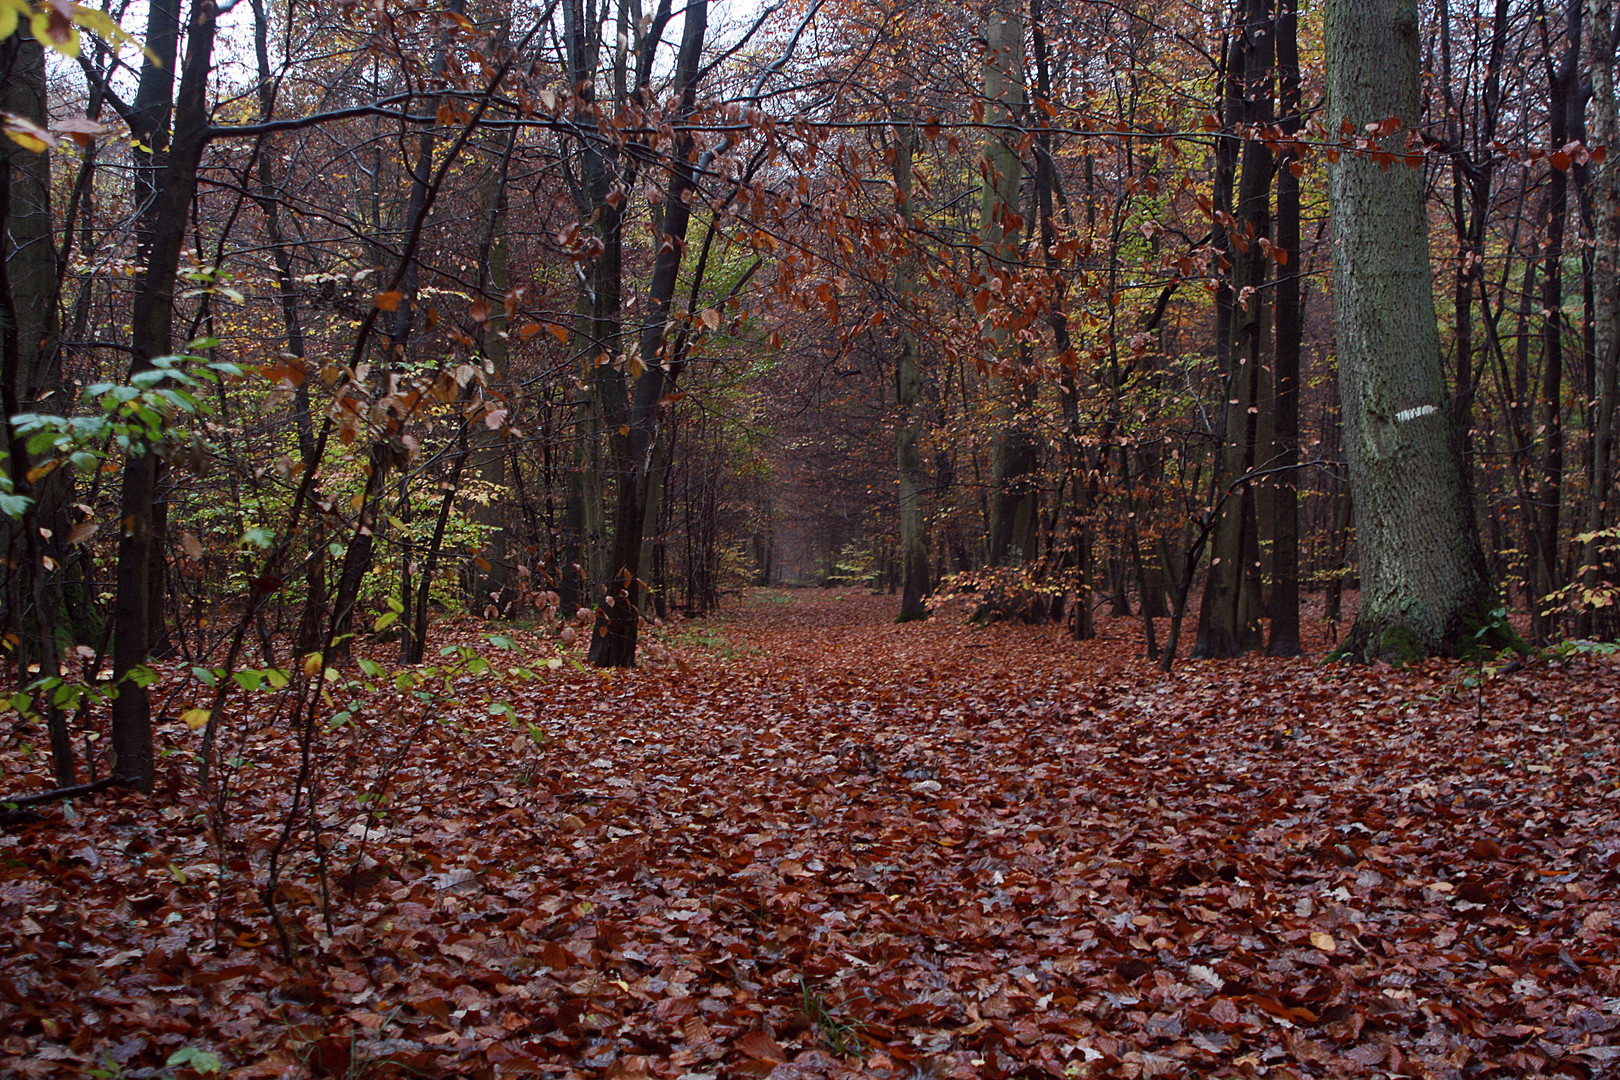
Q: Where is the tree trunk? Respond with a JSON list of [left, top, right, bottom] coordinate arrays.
[[981, 0, 1040, 568], [1, 25, 74, 787], [893, 116, 930, 622], [1324, 0, 1510, 662], [1533, 0, 1583, 638], [110, 0, 220, 790], [1582, 0, 1619, 636], [588, 0, 708, 667], [1195, 0, 1274, 658], [1267, 0, 1304, 656]]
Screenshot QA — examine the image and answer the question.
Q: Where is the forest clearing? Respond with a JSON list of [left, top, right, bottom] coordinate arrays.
[[3, 589, 1618, 1078]]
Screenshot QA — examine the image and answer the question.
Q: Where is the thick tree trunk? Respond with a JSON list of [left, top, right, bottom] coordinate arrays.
[[1582, 0, 1619, 636], [1325, 0, 1510, 662], [1, 27, 74, 785], [981, 0, 1040, 569]]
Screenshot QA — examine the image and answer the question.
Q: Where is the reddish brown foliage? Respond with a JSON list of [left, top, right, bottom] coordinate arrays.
[[2, 590, 1618, 1077]]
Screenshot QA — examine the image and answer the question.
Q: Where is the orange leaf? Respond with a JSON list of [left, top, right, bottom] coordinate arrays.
[[374, 290, 403, 312]]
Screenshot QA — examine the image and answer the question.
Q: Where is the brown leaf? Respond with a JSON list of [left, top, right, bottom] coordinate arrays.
[[736, 1029, 787, 1063]]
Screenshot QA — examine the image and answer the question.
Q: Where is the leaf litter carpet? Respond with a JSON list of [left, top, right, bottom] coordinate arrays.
[[2, 589, 1619, 1078]]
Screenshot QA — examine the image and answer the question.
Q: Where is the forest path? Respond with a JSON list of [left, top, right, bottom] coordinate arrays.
[[3, 589, 1617, 1077]]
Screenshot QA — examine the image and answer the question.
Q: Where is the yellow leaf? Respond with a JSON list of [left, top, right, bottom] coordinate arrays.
[[2, 110, 56, 153], [180, 708, 211, 730], [31, 6, 78, 56], [1310, 931, 1336, 952], [303, 652, 323, 676]]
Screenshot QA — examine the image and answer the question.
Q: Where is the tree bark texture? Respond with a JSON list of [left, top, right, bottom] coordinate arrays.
[[588, 0, 708, 667], [893, 119, 930, 622], [1583, 0, 1619, 636], [1267, 0, 1304, 656], [1195, 0, 1273, 659], [981, 0, 1040, 568], [1325, 0, 1506, 661]]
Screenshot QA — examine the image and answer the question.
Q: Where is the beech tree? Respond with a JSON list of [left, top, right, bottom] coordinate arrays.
[[1323, 0, 1513, 661]]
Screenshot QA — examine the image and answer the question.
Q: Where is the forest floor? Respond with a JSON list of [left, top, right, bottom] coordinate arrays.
[[2, 588, 1619, 1079]]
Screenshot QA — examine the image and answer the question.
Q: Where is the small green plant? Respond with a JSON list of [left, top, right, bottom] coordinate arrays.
[[87, 1045, 222, 1079], [799, 977, 866, 1058]]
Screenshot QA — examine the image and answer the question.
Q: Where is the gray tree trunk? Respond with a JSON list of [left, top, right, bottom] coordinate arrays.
[[1581, 0, 1618, 636], [981, 0, 1040, 568], [1325, 0, 1509, 661], [893, 118, 930, 621]]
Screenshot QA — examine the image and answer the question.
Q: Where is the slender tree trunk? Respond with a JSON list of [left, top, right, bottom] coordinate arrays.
[[892, 113, 930, 621], [1267, 0, 1304, 656], [1533, 0, 1583, 637], [111, 0, 220, 790], [588, 0, 709, 667], [1196, 0, 1274, 658], [328, 2, 464, 660]]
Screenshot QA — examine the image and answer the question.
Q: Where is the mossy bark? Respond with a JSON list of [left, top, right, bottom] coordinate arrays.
[[1324, 0, 1507, 664]]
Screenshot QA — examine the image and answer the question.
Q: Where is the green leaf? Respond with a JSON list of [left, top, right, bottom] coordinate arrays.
[[373, 611, 399, 632], [232, 670, 264, 693], [358, 658, 384, 678], [25, 429, 60, 456], [192, 666, 218, 687], [165, 1047, 223, 1073], [487, 634, 517, 650]]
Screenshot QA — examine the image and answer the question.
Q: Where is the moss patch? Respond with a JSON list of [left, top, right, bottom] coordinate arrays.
[[1448, 602, 1529, 661]]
